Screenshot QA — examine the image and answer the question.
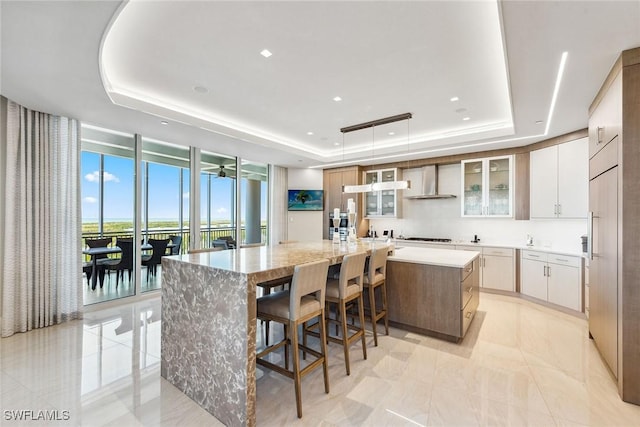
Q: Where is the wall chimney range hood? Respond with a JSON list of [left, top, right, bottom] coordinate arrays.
[[405, 165, 456, 199]]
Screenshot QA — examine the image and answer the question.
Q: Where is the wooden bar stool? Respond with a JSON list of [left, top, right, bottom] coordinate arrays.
[[256, 259, 330, 419], [364, 246, 389, 346], [257, 275, 293, 345], [315, 252, 368, 376]]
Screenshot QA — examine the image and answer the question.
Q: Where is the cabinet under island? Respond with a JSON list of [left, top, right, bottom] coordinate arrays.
[[387, 246, 481, 342]]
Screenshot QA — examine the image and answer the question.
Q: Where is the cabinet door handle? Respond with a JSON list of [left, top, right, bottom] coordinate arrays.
[[547, 266, 551, 277], [588, 211, 594, 260], [465, 311, 472, 319], [557, 204, 562, 215], [554, 204, 557, 215], [543, 265, 547, 277], [597, 126, 604, 144]]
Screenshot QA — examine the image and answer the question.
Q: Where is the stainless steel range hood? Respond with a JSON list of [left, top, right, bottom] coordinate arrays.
[[405, 165, 456, 199]]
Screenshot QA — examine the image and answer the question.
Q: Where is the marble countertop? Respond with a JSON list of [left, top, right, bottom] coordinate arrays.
[[389, 246, 479, 268], [165, 240, 390, 276]]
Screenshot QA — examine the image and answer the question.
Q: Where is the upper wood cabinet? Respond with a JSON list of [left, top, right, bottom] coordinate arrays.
[[461, 156, 513, 217], [322, 166, 366, 239], [530, 138, 588, 219], [363, 168, 402, 218], [588, 72, 622, 159]]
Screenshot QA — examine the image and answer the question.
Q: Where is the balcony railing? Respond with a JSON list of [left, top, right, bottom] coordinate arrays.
[[82, 225, 267, 260]]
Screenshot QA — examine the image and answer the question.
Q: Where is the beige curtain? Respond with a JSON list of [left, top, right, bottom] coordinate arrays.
[[1, 99, 83, 337], [269, 165, 288, 246]]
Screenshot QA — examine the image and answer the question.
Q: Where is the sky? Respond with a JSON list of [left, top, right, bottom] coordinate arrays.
[[81, 151, 267, 222]]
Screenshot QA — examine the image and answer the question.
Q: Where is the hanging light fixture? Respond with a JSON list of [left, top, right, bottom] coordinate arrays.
[[342, 113, 412, 193]]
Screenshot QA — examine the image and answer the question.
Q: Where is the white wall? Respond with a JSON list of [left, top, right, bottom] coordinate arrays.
[[369, 164, 587, 254], [287, 168, 323, 242]]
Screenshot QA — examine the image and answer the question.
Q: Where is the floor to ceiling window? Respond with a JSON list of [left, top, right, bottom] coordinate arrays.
[[141, 138, 190, 292], [81, 126, 136, 305], [81, 126, 271, 306], [200, 150, 237, 248]]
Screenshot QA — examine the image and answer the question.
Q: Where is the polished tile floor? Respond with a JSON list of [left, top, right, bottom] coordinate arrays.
[[82, 267, 162, 306], [1, 293, 639, 426]]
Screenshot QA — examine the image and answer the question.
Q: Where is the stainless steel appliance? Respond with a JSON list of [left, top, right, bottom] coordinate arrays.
[[328, 212, 348, 241]]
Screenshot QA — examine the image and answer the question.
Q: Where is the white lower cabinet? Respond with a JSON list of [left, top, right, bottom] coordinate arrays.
[[521, 253, 548, 300], [456, 246, 515, 291], [520, 250, 582, 312]]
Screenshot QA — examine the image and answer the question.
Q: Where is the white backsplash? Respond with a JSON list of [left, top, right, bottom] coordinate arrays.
[[369, 164, 587, 254]]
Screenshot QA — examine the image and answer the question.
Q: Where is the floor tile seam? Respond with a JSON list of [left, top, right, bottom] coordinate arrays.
[[518, 346, 556, 421], [0, 368, 44, 400], [466, 392, 556, 419]]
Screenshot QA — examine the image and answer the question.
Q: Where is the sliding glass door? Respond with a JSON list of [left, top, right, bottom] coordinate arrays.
[[81, 126, 136, 304], [141, 138, 190, 292]]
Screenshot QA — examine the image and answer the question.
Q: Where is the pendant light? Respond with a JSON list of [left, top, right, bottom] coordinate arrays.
[[342, 113, 412, 193]]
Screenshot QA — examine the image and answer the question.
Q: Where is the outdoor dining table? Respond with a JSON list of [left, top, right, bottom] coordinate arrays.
[[83, 242, 175, 290]]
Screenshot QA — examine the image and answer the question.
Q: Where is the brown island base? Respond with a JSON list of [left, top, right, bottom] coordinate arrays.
[[386, 246, 480, 342]]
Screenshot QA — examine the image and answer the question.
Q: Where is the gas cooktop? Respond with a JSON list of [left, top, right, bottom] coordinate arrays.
[[404, 237, 452, 243]]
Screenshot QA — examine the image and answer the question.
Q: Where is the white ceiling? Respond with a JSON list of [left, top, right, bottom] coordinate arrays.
[[2, 1, 639, 169]]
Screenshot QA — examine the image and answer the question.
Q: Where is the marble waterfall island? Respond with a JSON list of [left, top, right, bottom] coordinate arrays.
[[160, 241, 388, 427]]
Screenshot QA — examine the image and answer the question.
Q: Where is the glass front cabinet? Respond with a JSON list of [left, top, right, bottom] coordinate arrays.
[[364, 168, 401, 218], [461, 156, 513, 217]]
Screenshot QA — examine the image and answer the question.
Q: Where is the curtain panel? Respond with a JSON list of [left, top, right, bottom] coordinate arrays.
[[1, 100, 83, 338]]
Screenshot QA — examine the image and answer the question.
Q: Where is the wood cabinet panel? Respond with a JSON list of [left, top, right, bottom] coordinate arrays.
[[387, 258, 479, 340], [589, 71, 622, 159]]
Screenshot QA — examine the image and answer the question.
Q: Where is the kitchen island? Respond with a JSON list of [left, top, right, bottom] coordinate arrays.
[[160, 240, 388, 427], [387, 246, 480, 341]]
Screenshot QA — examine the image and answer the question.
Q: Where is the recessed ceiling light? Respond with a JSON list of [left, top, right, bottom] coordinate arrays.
[[160, 120, 169, 125], [307, 131, 314, 136], [462, 117, 471, 121], [260, 49, 272, 58], [450, 96, 459, 102], [535, 120, 544, 124], [193, 85, 208, 94], [333, 142, 340, 146], [333, 96, 342, 102], [388, 132, 395, 136]]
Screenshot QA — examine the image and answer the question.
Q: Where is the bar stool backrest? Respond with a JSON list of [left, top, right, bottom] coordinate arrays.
[[338, 252, 367, 299], [289, 259, 330, 319], [367, 246, 388, 284]]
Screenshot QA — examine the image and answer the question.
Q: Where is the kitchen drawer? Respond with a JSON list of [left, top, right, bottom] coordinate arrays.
[[461, 289, 479, 337], [547, 254, 581, 268], [461, 270, 474, 308], [483, 246, 513, 257], [456, 245, 481, 252], [521, 250, 547, 262], [460, 260, 474, 282]]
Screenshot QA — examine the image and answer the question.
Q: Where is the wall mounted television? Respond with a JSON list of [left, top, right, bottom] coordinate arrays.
[[288, 189, 324, 211]]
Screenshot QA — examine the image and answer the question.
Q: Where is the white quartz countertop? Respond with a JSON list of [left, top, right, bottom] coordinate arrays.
[[389, 246, 479, 268], [395, 239, 584, 258]]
